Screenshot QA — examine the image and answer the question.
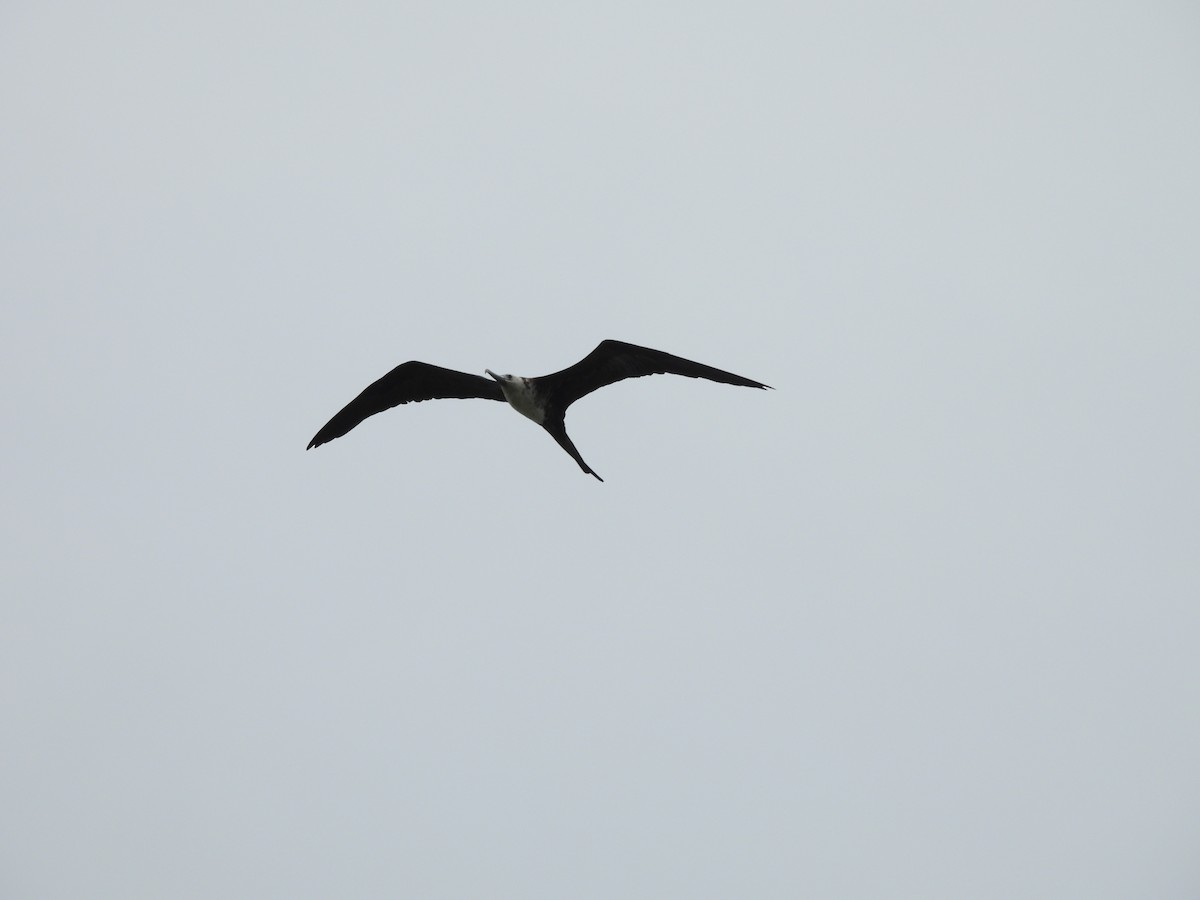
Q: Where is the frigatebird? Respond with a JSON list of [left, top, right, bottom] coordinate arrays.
[[307, 339, 770, 481]]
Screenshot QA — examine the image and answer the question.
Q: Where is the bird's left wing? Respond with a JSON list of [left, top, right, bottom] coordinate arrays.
[[535, 340, 771, 410], [307, 361, 504, 449]]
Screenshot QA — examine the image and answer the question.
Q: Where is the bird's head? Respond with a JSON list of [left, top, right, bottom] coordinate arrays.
[[486, 369, 542, 423]]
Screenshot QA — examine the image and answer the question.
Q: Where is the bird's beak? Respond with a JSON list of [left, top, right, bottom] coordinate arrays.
[[485, 369, 501, 382]]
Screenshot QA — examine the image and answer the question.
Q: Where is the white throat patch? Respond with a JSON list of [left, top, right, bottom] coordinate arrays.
[[500, 377, 546, 424]]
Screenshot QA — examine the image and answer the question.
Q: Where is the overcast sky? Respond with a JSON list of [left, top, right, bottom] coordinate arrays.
[[3, 2, 1199, 898]]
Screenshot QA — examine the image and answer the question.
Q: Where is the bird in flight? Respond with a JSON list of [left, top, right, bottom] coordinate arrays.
[[307, 339, 770, 481]]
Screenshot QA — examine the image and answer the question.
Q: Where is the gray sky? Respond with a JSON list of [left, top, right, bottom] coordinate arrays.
[[3, 2, 1199, 897]]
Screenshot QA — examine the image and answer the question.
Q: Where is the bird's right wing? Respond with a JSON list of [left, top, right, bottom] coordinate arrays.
[[307, 361, 504, 449]]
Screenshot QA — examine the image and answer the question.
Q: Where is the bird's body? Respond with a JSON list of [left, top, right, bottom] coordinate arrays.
[[489, 375, 545, 425], [307, 339, 770, 481]]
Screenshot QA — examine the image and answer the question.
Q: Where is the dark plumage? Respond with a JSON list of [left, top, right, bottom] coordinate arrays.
[[307, 363, 502, 450], [307, 340, 771, 481]]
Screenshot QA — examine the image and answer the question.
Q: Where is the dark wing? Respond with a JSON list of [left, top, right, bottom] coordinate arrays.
[[534, 340, 771, 410], [307, 361, 504, 449]]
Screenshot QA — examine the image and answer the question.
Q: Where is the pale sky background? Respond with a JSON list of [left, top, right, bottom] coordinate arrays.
[[3, 2, 1199, 898]]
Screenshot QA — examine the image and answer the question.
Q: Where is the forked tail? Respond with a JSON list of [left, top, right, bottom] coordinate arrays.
[[542, 420, 603, 482]]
